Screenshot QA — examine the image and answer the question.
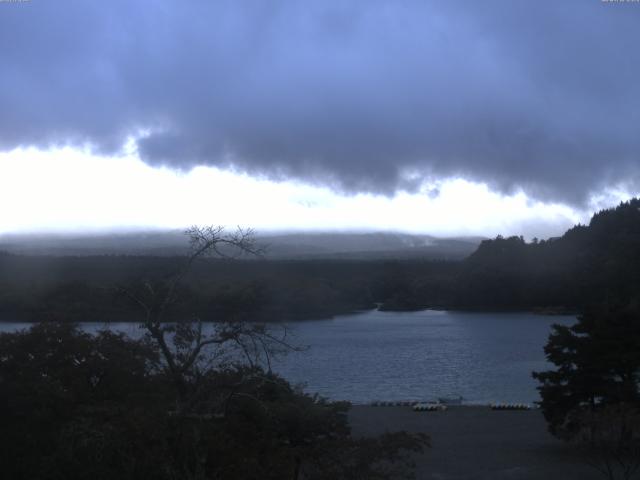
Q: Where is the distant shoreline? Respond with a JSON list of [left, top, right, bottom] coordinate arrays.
[[0, 306, 578, 324], [0, 307, 579, 324]]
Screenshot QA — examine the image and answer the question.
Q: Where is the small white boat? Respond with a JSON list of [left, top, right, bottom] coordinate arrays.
[[413, 402, 447, 412]]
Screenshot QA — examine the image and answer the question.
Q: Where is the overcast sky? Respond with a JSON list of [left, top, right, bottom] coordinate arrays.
[[1, 0, 638, 238]]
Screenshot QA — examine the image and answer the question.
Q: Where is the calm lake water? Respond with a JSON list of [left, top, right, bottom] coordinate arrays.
[[0, 310, 575, 405]]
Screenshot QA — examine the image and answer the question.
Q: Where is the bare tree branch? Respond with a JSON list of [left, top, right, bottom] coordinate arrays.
[[115, 225, 298, 414]]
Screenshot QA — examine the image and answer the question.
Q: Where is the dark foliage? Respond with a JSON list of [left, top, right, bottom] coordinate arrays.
[[533, 302, 640, 437], [0, 323, 428, 480], [0, 323, 165, 480], [533, 302, 640, 479]]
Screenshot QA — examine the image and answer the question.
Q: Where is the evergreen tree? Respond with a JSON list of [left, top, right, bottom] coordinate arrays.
[[534, 302, 640, 437], [534, 302, 640, 479]]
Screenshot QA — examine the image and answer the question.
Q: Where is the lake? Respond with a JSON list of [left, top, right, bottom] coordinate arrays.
[[0, 309, 575, 405]]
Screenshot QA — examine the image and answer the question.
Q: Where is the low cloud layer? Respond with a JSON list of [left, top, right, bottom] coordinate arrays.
[[1, 0, 639, 204]]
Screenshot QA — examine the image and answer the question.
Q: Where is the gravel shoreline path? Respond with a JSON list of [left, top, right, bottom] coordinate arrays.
[[349, 406, 601, 480]]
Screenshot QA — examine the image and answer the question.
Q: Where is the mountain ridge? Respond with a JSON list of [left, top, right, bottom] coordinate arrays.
[[0, 231, 483, 260]]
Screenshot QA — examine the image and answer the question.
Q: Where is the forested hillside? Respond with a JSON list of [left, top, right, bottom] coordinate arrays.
[[1, 199, 638, 322], [454, 198, 640, 311], [0, 254, 457, 322]]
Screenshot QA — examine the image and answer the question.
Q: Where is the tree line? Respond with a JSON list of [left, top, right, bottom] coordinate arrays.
[[2, 199, 640, 321], [530, 199, 640, 479]]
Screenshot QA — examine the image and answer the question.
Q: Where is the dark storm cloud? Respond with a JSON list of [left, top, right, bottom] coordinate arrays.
[[1, 0, 639, 203]]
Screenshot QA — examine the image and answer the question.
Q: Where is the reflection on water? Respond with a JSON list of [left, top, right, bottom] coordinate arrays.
[[0, 309, 575, 404]]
